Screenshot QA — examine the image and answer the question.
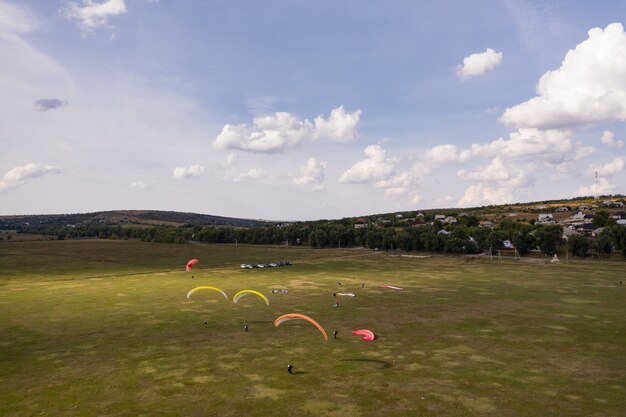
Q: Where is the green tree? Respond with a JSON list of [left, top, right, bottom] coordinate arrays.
[[534, 225, 564, 255], [567, 234, 591, 257], [592, 211, 610, 228], [512, 228, 534, 256]]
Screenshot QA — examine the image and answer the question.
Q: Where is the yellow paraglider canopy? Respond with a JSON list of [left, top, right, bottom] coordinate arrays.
[[233, 290, 269, 305], [186, 286, 228, 300], [274, 313, 328, 341]]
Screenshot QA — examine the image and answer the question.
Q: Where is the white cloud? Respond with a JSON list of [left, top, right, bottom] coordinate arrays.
[[61, 0, 127, 31], [0, 4, 72, 100], [291, 157, 326, 189], [424, 144, 458, 164], [313, 106, 361, 142], [0, 163, 60, 192], [587, 158, 624, 177], [459, 128, 578, 163], [600, 130, 624, 148], [212, 106, 361, 153], [576, 177, 616, 197], [172, 164, 204, 179], [0, 2, 39, 34], [233, 168, 267, 183], [458, 156, 514, 182], [455, 128, 596, 207], [222, 152, 237, 168], [457, 183, 514, 207], [129, 180, 147, 189], [338, 144, 396, 183], [500, 23, 626, 129], [456, 48, 503, 80]]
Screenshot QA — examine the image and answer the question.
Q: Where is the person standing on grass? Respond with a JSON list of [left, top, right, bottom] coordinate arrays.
[[333, 330, 338, 339], [244, 323, 249, 332], [287, 364, 293, 374]]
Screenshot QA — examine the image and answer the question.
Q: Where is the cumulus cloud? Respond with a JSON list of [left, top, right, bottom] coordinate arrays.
[[456, 48, 503, 80], [33, 98, 66, 112], [500, 23, 626, 129], [600, 130, 624, 148], [587, 157, 624, 177], [61, 0, 127, 31], [233, 168, 267, 183], [212, 106, 361, 153], [459, 128, 584, 163], [172, 164, 204, 179], [291, 157, 326, 189], [312, 106, 361, 143], [458, 156, 517, 182], [576, 177, 616, 197], [457, 183, 515, 207], [338, 144, 396, 183], [424, 144, 458, 164], [455, 128, 595, 206], [0, 163, 60, 192]]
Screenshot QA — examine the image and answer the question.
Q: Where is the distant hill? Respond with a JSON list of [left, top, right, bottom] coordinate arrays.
[[0, 210, 278, 230], [1, 194, 624, 232]]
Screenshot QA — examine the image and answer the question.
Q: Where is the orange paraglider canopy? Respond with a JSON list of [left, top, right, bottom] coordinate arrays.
[[274, 313, 328, 341], [186, 258, 199, 272]]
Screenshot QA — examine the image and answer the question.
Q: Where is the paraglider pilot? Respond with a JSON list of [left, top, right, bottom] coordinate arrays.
[[244, 324, 249, 332], [287, 364, 293, 374], [333, 330, 338, 339]]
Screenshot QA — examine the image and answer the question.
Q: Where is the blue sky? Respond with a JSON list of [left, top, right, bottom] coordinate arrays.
[[1, 0, 625, 220]]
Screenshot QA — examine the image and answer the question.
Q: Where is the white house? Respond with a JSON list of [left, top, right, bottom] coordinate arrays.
[[555, 206, 569, 212], [434, 214, 446, 221], [444, 216, 457, 224], [537, 214, 555, 224]]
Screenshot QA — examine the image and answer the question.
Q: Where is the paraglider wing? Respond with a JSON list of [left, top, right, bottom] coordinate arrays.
[[351, 329, 375, 341], [186, 258, 200, 271], [274, 313, 328, 341], [233, 290, 269, 306], [186, 286, 228, 300]]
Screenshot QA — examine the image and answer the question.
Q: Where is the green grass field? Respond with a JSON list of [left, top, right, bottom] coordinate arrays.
[[1, 240, 624, 416]]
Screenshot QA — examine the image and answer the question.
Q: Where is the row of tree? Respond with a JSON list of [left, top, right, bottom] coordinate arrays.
[[11, 219, 626, 258]]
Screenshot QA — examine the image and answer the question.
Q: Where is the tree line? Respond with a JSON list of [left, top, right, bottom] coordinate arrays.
[[8, 217, 626, 258]]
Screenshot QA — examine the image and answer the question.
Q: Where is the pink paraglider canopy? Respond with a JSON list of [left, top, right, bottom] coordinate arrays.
[[186, 258, 199, 271], [352, 329, 375, 341]]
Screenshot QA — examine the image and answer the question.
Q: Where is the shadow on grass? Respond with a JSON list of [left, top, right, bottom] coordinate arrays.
[[342, 358, 393, 369]]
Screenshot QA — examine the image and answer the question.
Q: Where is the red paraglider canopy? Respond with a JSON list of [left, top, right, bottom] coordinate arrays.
[[352, 329, 375, 341], [186, 258, 199, 272]]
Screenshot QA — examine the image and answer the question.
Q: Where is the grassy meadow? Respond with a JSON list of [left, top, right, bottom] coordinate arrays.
[[0, 240, 624, 416]]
